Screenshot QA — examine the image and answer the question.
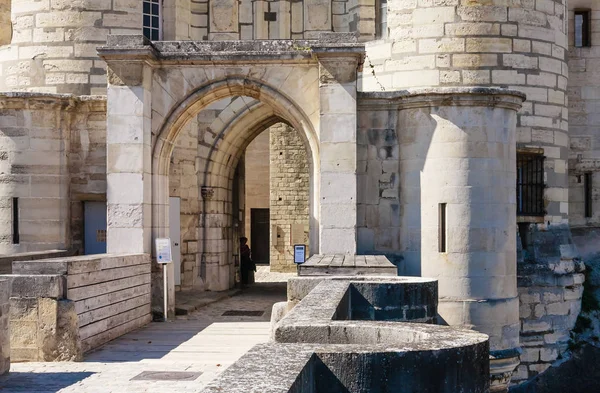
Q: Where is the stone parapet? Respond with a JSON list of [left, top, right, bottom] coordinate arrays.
[[207, 276, 489, 392], [2, 253, 151, 361], [0, 249, 70, 274]]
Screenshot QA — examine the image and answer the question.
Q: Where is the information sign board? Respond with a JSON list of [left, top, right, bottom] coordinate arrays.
[[155, 238, 172, 264], [294, 244, 306, 264]]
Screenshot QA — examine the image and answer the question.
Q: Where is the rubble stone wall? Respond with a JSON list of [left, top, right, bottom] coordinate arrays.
[[269, 123, 310, 272]]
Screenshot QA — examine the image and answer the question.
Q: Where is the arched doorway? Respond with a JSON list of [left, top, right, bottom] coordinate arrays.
[[101, 37, 363, 316]]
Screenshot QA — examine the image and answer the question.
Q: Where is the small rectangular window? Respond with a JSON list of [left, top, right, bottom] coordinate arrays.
[[585, 173, 593, 218], [377, 0, 388, 39], [142, 0, 161, 41], [12, 197, 19, 244], [517, 152, 545, 216], [575, 10, 591, 47], [438, 203, 446, 253]]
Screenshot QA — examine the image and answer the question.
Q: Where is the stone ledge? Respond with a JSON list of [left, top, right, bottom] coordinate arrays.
[[0, 93, 106, 111], [358, 86, 526, 111], [98, 34, 364, 63]]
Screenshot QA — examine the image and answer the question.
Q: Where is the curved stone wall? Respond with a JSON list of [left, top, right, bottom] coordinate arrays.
[[0, 0, 141, 94], [0, 93, 106, 254], [363, 0, 569, 223], [393, 87, 524, 390]]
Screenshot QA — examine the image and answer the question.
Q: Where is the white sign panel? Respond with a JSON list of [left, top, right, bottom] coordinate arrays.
[[155, 238, 172, 264], [294, 244, 306, 264]]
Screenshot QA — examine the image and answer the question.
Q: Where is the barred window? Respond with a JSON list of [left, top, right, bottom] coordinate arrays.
[[517, 153, 545, 216], [143, 0, 161, 41]]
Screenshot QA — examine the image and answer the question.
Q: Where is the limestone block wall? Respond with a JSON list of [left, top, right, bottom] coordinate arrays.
[[0, 249, 69, 274], [0, 93, 71, 254], [0, 0, 141, 94], [244, 131, 270, 250], [169, 117, 201, 291], [0, 279, 9, 374], [4, 274, 81, 362], [179, 0, 374, 41], [12, 253, 152, 354], [567, 2, 600, 227], [69, 97, 107, 254], [363, 0, 570, 224], [356, 105, 401, 265], [269, 123, 310, 272], [0, 93, 107, 255]]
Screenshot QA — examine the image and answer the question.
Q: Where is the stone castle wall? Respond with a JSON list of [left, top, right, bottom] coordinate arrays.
[[244, 131, 270, 252], [269, 123, 310, 272], [363, 0, 570, 225], [568, 3, 600, 227], [0, 93, 107, 255], [186, 0, 375, 41], [0, 0, 141, 94]]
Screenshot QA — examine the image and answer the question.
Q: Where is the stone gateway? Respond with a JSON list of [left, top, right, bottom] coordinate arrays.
[[0, 0, 599, 391]]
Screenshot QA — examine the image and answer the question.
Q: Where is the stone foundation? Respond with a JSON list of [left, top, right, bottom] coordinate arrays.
[[513, 224, 585, 385], [0, 279, 10, 374]]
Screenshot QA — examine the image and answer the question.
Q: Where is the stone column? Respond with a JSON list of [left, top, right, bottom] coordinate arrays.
[[398, 88, 524, 393], [316, 52, 361, 254], [105, 40, 153, 256]]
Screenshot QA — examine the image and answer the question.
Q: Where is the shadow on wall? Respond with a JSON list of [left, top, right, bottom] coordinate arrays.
[[509, 345, 600, 393], [0, 372, 95, 392], [356, 102, 439, 277]]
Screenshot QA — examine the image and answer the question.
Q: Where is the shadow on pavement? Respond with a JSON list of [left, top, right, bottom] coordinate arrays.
[[0, 371, 95, 392]]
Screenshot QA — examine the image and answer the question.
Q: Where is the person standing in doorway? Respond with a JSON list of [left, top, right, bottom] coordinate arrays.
[[240, 237, 256, 287]]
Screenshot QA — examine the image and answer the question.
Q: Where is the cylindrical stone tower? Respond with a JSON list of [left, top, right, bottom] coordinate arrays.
[[364, 1, 570, 390], [398, 88, 524, 391], [0, 0, 141, 94], [364, 0, 569, 224]]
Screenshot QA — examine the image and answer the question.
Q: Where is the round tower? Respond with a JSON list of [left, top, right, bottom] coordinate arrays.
[[363, 0, 569, 390], [0, 0, 141, 94]]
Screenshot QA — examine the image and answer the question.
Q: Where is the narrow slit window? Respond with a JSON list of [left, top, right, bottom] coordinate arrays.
[[12, 197, 19, 244], [585, 173, 593, 218], [438, 203, 446, 253], [143, 0, 161, 41], [575, 10, 591, 48], [376, 0, 388, 39]]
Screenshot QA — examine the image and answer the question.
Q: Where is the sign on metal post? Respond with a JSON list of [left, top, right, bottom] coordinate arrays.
[[155, 238, 172, 322], [294, 244, 306, 264], [156, 238, 172, 264]]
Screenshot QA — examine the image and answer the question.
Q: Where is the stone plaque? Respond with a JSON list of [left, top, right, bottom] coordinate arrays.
[[210, 0, 239, 32], [304, 0, 331, 31]]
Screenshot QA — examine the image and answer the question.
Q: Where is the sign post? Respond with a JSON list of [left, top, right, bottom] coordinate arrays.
[[155, 238, 172, 321]]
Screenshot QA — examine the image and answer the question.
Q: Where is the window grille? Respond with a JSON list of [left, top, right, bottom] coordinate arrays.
[[517, 153, 545, 216], [575, 10, 591, 47], [143, 0, 161, 41]]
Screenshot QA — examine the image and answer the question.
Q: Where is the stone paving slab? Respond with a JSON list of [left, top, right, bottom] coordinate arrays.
[[1, 283, 285, 393]]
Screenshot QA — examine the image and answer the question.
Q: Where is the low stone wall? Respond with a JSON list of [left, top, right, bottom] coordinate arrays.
[[8, 253, 151, 359], [6, 274, 80, 362], [0, 279, 10, 374], [0, 250, 70, 274], [206, 276, 489, 393]]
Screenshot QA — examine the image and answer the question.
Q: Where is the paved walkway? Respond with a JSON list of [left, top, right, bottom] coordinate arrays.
[[0, 280, 289, 393]]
